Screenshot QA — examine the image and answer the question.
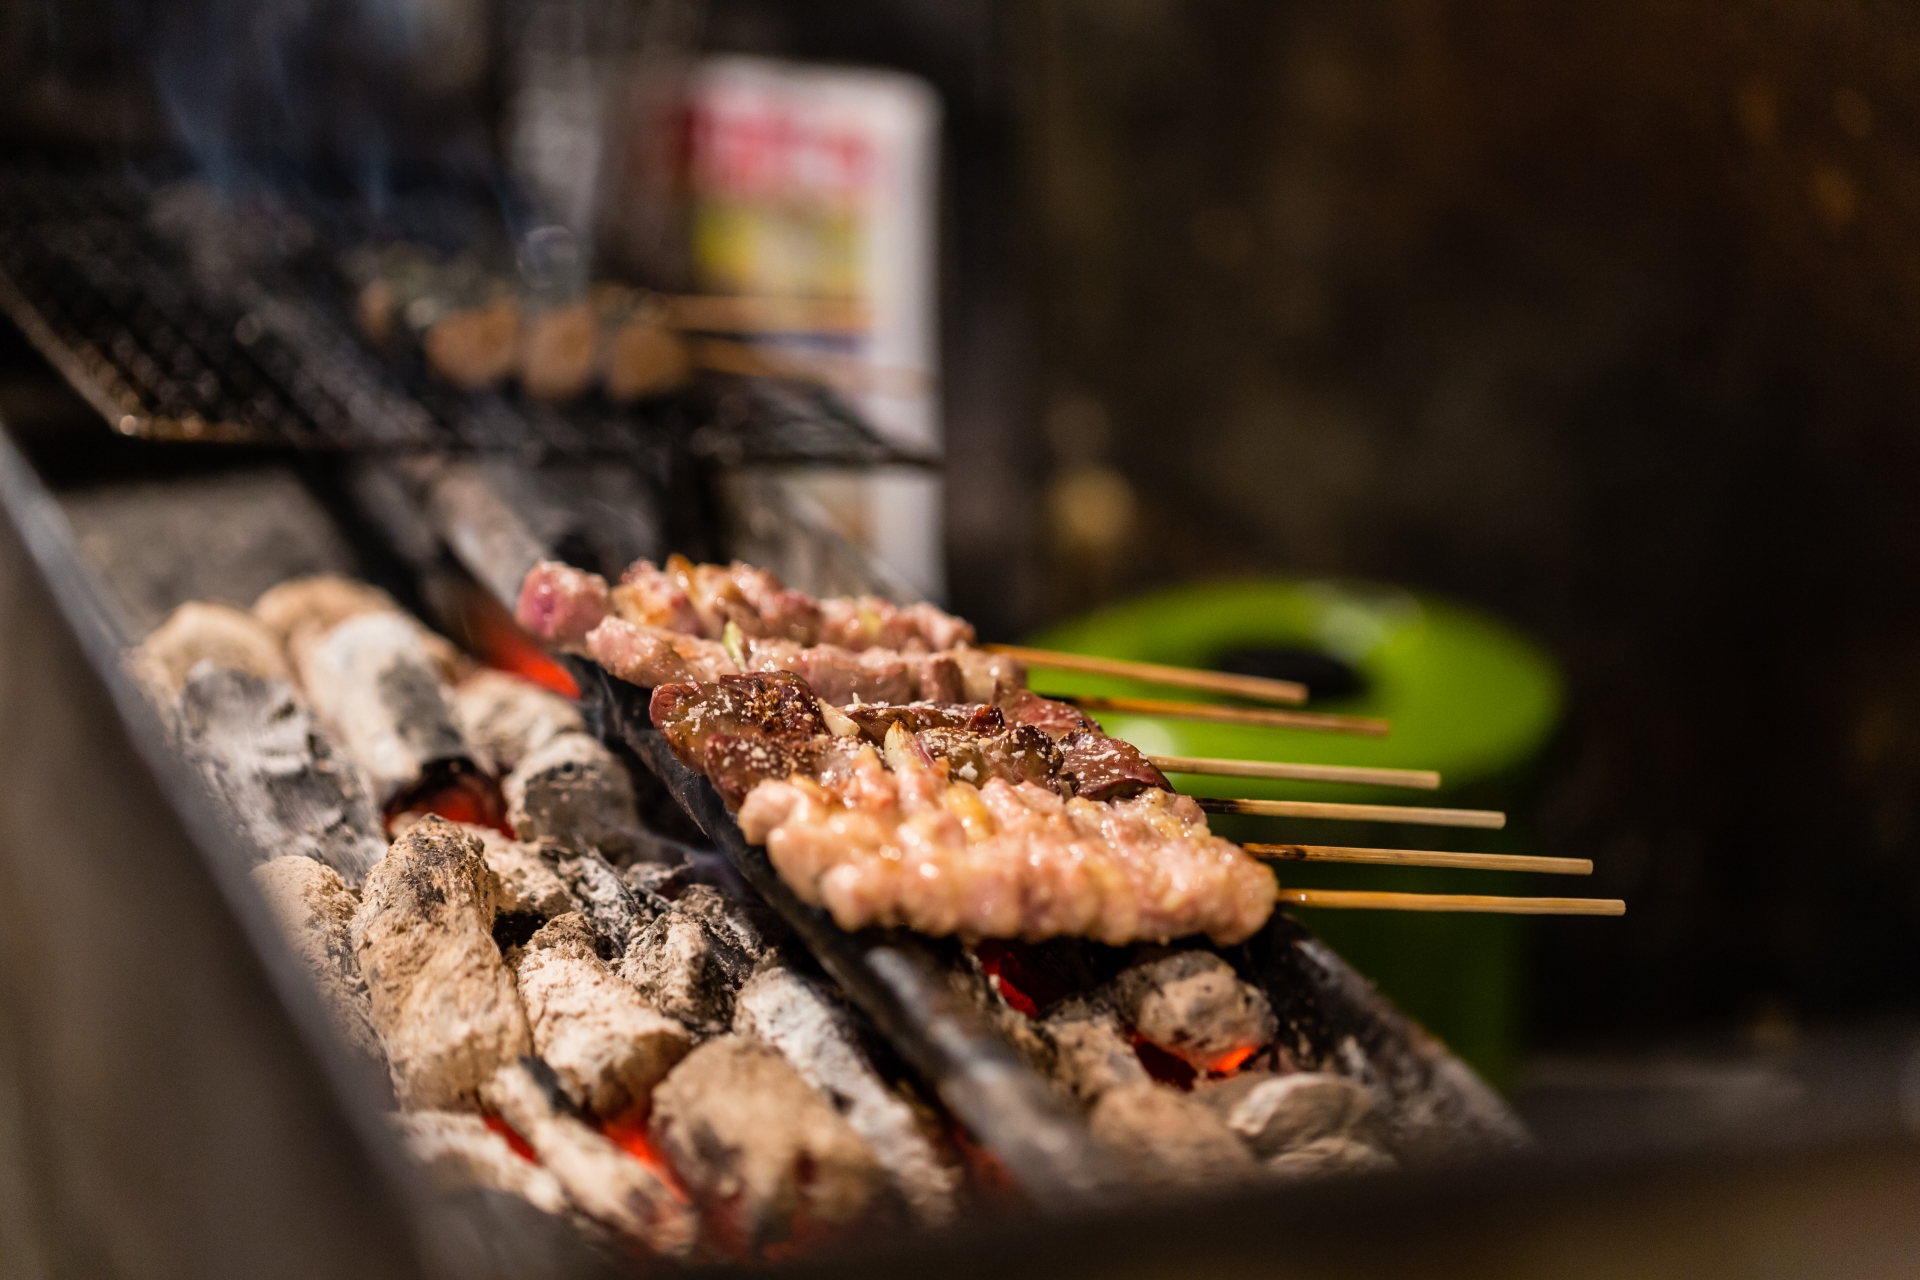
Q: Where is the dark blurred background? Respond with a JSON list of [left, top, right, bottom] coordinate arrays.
[[8, 0, 1920, 1075]]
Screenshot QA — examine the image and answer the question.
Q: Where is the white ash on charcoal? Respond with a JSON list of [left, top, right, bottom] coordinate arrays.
[[468, 828, 579, 923], [254, 575, 466, 682], [250, 856, 386, 1075], [1265, 1136, 1397, 1180], [129, 601, 289, 706], [1194, 1071, 1378, 1161], [452, 669, 583, 775], [648, 1036, 891, 1252], [512, 912, 692, 1119], [1087, 1082, 1258, 1190], [552, 850, 655, 960], [391, 1110, 570, 1219], [176, 667, 388, 883], [1036, 999, 1151, 1105], [293, 611, 480, 809], [733, 966, 961, 1225], [619, 895, 762, 1037], [351, 818, 532, 1109], [503, 732, 644, 864], [480, 1059, 698, 1258], [1110, 949, 1277, 1073]]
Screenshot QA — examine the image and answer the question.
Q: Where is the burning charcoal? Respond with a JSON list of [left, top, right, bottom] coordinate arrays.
[[1195, 1071, 1375, 1160], [254, 575, 465, 682], [553, 851, 653, 958], [1088, 1082, 1257, 1189], [1038, 999, 1151, 1104], [294, 611, 478, 808], [1110, 950, 1277, 1073], [674, 883, 786, 963], [514, 913, 692, 1118], [734, 967, 960, 1225], [452, 669, 583, 776], [649, 1036, 889, 1252], [391, 1110, 570, 1218], [620, 902, 756, 1036], [250, 856, 385, 1073], [131, 601, 289, 705], [503, 732, 643, 864], [177, 667, 386, 884], [351, 818, 531, 1108], [462, 827, 577, 922], [481, 1059, 697, 1258], [1265, 1136, 1397, 1181]]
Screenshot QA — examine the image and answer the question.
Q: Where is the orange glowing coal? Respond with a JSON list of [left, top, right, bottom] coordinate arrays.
[[454, 582, 579, 698], [387, 771, 512, 837], [483, 1110, 538, 1163], [600, 1108, 691, 1204]]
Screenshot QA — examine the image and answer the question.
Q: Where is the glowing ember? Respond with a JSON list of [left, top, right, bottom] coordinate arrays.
[[1208, 1045, 1257, 1076], [456, 582, 580, 698], [971, 940, 1075, 1016], [483, 1110, 538, 1163], [1128, 1033, 1198, 1089], [600, 1108, 691, 1204], [387, 771, 511, 837]]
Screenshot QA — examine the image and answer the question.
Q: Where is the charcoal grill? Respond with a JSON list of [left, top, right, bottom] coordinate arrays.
[[5, 159, 1920, 1280]]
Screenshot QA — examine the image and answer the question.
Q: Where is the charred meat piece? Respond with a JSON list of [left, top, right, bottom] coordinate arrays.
[[650, 672, 826, 768], [702, 733, 870, 811], [1055, 731, 1171, 801], [917, 724, 1062, 790], [840, 700, 1004, 739], [350, 818, 531, 1108], [999, 689, 1097, 738]]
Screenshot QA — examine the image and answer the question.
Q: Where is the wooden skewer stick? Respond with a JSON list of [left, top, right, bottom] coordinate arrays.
[[1058, 693, 1389, 737], [1247, 843, 1591, 875], [1278, 888, 1624, 915], [1153, 755, 1439, 790], [984, 644, 1308, 706], [1198, 797, 1506, 829]]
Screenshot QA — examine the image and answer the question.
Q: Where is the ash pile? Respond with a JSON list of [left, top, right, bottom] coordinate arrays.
[[129, 571, 1518, 1266]]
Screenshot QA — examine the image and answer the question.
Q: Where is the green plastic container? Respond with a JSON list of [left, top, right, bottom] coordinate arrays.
[[1028, 580, 1562, 1086]]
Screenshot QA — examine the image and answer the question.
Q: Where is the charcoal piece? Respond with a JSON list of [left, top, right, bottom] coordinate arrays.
[[1039, 999, 1150, 1104], [620, 904, 755, 1037], [467, 828, 576, 920], [1088, 1082, 1257, 1189], [514, 912, 692, 1118], [504, 732, 643, 864], [1111, 950, 1277, 1072], [1196, 1071, 1375, 1159], [1265, 1135, 1396, 1181], [254, 575, 465, 681], [351, 818, 531, 1108], [734, 967, 960, 1225], [131, 601, 288, 705], [481, 1059, 697, 1258], [392, 1110, 570, 1218], [648, 1036, 888, 1251], [295, 611, 475, 806], [453, 669, 584, 776], [250, 856, 385, 1073], [552, 851, 653, 958], [674, 882, 786, 962], [177, 667, 387, 883]]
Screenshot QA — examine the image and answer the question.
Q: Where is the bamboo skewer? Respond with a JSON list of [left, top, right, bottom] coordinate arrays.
[[1198, 797, 1507, 829], [984, 645, 1309, 706], [1056, 693, 1389, 737], [1247, 843, 1591, 875], [1277, 888, 1623, 915], [1153, 755, 1439, 790]]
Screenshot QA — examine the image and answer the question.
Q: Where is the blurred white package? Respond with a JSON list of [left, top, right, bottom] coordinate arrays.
[[685, 55, 944, 600]]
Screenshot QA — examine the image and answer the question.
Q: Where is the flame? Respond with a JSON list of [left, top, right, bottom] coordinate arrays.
[[483, 1110, 538, 1163], [455, 581, 580, 698]]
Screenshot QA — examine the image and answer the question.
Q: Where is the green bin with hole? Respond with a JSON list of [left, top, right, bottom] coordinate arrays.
[[1028, 579, 1562, 1087]]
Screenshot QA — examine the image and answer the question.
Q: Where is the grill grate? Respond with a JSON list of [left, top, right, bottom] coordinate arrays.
[[0, 163, 933, 468]]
